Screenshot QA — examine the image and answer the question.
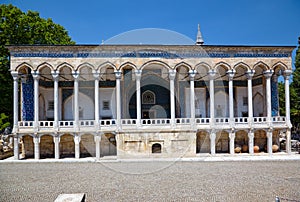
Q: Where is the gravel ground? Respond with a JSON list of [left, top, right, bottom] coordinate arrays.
[[0, 161, 300, 202]]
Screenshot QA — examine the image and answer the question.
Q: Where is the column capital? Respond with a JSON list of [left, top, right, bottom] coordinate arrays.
[[11, 71, 19, 80], [283, 69, 292, 80], [169, 69, 176, 80], [263, 69, 274, 79], [135, 69, 142, 80], [72, 70, 80, 80], [51, 70, 59, 81], [31, 70, 40, 80], [189, 69, 196, 79], [226, 69, 235, 80], [208, 69, 216, 79], [92, 70, 100, 79], [114, 70, 122, 79], [246, 70, 255, 79]]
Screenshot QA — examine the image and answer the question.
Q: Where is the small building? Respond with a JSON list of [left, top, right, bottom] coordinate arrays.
[[7, 29, 295, 159]]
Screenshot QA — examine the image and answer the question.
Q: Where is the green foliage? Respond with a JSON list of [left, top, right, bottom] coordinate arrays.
[[0, 113, 10, 132], [0, 4, 75, 123]]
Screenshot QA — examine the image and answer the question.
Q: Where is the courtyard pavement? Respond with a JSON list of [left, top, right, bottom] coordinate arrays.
[[0, 153, 300, 202]]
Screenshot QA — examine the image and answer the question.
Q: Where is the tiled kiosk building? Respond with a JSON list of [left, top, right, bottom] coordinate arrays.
[[7, 41, 295, 159]]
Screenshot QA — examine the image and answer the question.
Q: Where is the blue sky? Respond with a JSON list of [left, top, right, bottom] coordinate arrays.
[[2, 0, 300, 46]]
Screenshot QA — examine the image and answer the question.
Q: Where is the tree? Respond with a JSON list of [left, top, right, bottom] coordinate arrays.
[[0, 4, 75, 124], [290, 38, 300, 131]]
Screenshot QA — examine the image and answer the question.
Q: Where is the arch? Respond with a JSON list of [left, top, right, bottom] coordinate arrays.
[[253, 92, 264, 117], [15, 62, 33, 72], [272, 61, 288, 75], [140, 60, 171, 70], [152, 143, 162, 153], [98, 61, 117, 72], [119, 62, 137, 71], [60, 134, 75, 158], [253, 61, 269, 71], [235, 130, 249, 153], [100, 133, 117, 156], [56, 62, 74, 71], [142, 90, 156, 104], [21, 135, 34, 159], [233, 62, 250, 71], [196, 130, 210, 153], [195, 62, 211, 71], [216, 130, 229, 153], [174, 61, 192, 71], [63, 92, 94, 120], [80, 134, 95, 158], [254, 129, 267, 153], [214, 61, 231, 71], [77, 62, 95, 72], [37, 62, 54, 71], [40, 134, 54, 158]]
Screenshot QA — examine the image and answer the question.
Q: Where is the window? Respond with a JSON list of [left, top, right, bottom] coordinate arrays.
[[243, 97, 248, 106], [142, 90, 155, 104], [103, 101, 110, 110], [48, 101, 54, 110]]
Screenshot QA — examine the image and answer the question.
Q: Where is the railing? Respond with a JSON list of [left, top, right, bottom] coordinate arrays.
[[121, 119, 136, 125], [234, 117, 248, 123], [272, 116, 286, 122], [253, 117, 267, 123], [100, 119, 116, 126], [142, 118, 170, 125], [195, 118, 210, 124], [79, 120, 95, 127], [215, 118, 229, 123], [176, 118, 191, 124], [18, 121, 34, 127], [59, 121, 74, 127], [39, 121, 54, 127]]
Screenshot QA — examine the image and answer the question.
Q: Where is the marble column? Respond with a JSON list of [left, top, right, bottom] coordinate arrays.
[[208, 70, 216, 123], [227, 70, 235, 126], [53, 135, 60, 159], [93, 70, 100, 130], [51, 71, 59, 129], [284, 70, 292, 154], [229, 131, 235, 155], [135, 70, 142, 127], [32, 71, 40, 130], [95, 135, 101, 160], [11, 71, 19, 134], [189, 70, 196, 125], [169, 70, 176, 128], [284, 70, 292, 127], [264, 70, 274, 123], [13, 136, 19, 160], [246, 70, 255, 124], [210, 130, 216, 155], [72, 71, 80, 131], [34, 136, 40, 160], [74, 134, 80, 159], [248, 130, 254, 154], [267, 130, 273, 155], [115, 70, 122, 129]]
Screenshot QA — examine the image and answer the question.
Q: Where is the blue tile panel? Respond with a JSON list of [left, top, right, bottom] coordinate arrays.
[[271, 76, 279, 116], [21, 76, 34, 121]]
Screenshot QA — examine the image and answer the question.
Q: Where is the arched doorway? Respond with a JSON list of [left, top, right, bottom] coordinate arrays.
[[235, 130, 249, 153], [101, 133, 117, 156], [80, 134, 95, 158], [21, 135, 34, 159], [40, 135, 54, 158], [60, 134, 75, 158], [196, 131, 210, 153], [152, 143, 162, 153], [254, 130, 267, 153], [216, 131, 229, 153]]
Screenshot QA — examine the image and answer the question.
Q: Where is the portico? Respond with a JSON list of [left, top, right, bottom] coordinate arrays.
[[8, 44, 295, 159]]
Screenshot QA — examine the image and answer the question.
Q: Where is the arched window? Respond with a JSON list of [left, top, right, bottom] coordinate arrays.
[[152, 143, 162, 153], [142, 90, 155, 104]]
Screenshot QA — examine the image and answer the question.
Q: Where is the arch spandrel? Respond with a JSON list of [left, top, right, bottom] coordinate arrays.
[[16, 62, 34, 72]]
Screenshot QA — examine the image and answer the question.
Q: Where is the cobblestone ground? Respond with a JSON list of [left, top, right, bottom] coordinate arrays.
[[0, 161, 300, 202]]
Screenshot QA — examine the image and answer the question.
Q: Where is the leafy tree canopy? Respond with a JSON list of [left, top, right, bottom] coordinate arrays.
[[0, 4, 75, 125]]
